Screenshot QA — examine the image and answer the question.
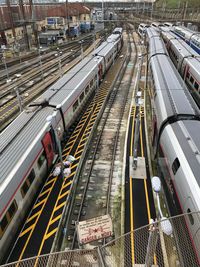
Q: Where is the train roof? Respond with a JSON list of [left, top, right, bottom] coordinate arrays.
[[0, 107, 53, 189], [48, 57, 101, 106], [113, 27, 122, 34], [162, 31, 199, 57], [147, 28, 199, 125], [107, 34, 121, 43], [172, 120, 200, 168]]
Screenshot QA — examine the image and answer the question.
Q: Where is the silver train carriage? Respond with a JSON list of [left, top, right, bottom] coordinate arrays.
[[161, 30, 200, 105], [0, 31, 123, 263], [172, 26, 200, 54], [147, 27, 200, 262]]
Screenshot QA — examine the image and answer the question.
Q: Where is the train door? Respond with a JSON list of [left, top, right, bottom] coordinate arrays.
[[42, 132, 54, 167]]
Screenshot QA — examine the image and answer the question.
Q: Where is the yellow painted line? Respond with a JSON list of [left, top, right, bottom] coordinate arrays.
[[77, 143, 85, 149], [139, 112, 151, 222], [19, 225, 34, 238], [63, 180, 72, 189], [54, 201, 66, 211], [58, 190, 70, 200], [130, 177, 135, 264], [49, 214, 62, 226], [75, 148, 84, 155], [33, 199, 46, 209], [81, 136, 88, 142], [65, 171, 76, 179], [71, 163, 78, 169], [130, 106, 136, 265], [39, 187, 51, 198], [45, 178, 56, 186], [44, 228, 58, 240], [26, 211, 41, 223], [64, 139, 75, 146], [17, 177, 56, 261]]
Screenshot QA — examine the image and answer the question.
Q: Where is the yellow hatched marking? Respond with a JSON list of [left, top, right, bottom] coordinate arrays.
[[65, 171, 76, 178], [39, 188, 51, 198], [130, 106, 136, 264], [58, 190, 70, 200], [45, 178, 56, 186], [19, 225, 34, 237], [44, 228, 58, 240], [49, 215, 62, 226], [33, 199, 46, 209], [54, 202, 65, 211], [75, 148, 84, 155], [26, 211, 40, 223], [71, 163, 78, 169], [65, 139, 75, 146], [63, 180, 73, 189], [80, 136, 87, 142], [77, 143, 85, 149]]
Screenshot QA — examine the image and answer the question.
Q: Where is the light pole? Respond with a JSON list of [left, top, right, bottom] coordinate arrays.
[[145, 176, 173, 267], [46, 114, 64, 179], [14, 86, 23, 113], [79, 40, 84, 60], [55, 48, 63, 78], [2, 53, 11, 83], [38, 46, 44, 80]]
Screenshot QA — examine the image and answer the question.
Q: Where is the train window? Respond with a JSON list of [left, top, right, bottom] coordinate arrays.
[[21, 182, 29, 197], [194, 82, 199, 91], [85, 85, 89, 94], [190, 76, 194, 84], [80, 92, 84, 102], [0, 216, 8, 238], [38, 151, 46, 169], [73, 100, 79, 112], [187, 209, 194, 225], [90, 80, 93, 88], [8, 200, 18, 221], [28, 169, 35, 184], [21, 169, 36, 198], [172, 158, 180, 175], [0, 200, 18, 239]]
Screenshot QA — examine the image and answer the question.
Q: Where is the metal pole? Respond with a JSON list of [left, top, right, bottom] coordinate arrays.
[[102, 0, 104, 21], [133, 115, 140, 170], [3, 56, 10, 81], [14, 87, 23, 112], [145, 220, 158, 267], [58, 57, 62, 77], [38, 48, 44, 80], [54, 129, 64, 179]]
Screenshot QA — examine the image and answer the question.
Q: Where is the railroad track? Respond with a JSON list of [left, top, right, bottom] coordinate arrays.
[[56, 31, 137, 251], [0, 32, 103, 71], [5, 35, 126, 265], [0, 38, 101, 131]]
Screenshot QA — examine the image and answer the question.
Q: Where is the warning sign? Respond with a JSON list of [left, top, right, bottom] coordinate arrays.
[[77, 214, 113, 245]]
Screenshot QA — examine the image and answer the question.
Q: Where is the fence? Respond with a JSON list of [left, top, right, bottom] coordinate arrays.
[[1, 212, 200, 267]]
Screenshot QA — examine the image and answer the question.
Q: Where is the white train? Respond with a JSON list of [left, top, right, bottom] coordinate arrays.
[[161, 30, 200, 106], [172, 26, 200, 54], [138, 23, 149, 38], [0, 28, 123, 263], [147, 27, 200, 263]]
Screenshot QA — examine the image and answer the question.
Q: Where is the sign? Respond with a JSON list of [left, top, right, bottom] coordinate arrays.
[[77, 214, 113, 245], [47, 18, 56, 25]]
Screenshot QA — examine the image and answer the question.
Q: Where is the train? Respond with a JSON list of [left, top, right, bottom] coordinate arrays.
[[172, 26, 200, 54], [0, 28, 123, 263], [161, 30, 200, 106], [147, 27, 200, 262], [138, 23, 149, 38]]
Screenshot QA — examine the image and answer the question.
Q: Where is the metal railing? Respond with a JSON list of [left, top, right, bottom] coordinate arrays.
[[1, 212, 200, 267]]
